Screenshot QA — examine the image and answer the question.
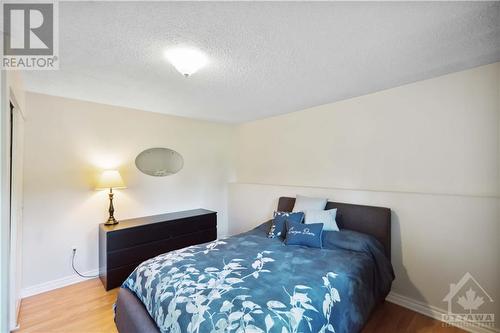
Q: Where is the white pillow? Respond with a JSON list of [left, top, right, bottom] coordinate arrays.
[[304, 209, 339, 231], [292, 195, 328, 212]]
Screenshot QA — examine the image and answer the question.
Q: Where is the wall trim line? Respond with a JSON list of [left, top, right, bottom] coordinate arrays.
[[229, 182, 499, 199], [21, 269, 99, 299], [387, 291, 499, 333]]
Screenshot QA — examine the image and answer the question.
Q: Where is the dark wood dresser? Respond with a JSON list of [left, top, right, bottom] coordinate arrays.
[[98, 209, 217, 290]]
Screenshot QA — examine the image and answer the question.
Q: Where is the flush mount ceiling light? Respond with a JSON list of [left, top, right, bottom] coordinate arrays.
[[164, 47, 208, 77]]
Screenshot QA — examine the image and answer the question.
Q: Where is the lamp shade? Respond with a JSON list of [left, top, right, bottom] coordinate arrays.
[[95, 170, 126, 190]]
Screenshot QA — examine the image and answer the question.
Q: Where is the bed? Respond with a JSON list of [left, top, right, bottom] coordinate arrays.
[[115, 197, 394, 333]]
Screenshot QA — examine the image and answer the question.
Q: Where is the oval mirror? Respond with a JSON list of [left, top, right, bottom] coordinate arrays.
[[135, 148, 184, 177]]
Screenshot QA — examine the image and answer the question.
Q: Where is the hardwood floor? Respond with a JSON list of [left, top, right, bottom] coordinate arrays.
[[17, 278, 466, 333], [18, 279, 118, 333]]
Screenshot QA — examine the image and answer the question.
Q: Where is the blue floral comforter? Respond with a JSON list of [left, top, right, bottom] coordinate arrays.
[[122, 222, 394, 333]]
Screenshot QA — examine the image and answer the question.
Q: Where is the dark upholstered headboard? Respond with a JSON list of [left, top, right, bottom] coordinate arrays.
[[277, 197, 391, 259]]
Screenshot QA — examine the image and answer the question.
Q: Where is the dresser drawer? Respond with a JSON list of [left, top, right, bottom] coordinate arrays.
[[107, 228, 217, 269], [102, 261, 143, 290], [107, 213, 216, 251], [99, 209, 217, 290]]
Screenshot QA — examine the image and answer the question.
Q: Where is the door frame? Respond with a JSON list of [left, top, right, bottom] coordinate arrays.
[[8, 92, 24, 331]]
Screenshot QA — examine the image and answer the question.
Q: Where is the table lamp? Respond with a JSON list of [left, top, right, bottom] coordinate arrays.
[[96, 170, 126, 225]]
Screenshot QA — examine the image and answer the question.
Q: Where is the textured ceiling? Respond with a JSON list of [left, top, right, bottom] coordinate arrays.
[[22, 1, 500, 123]]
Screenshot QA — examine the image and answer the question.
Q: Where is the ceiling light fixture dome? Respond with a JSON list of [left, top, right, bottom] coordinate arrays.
[[164, 47, 208, 77]]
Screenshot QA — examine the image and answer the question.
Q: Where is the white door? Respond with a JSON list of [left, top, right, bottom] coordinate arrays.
[[9, 103, 24, 331]]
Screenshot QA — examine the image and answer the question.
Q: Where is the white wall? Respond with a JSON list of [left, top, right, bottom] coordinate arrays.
[[234, 63, 499, 197], [229, 63, 500, 325], [21, 93, 234, 292]]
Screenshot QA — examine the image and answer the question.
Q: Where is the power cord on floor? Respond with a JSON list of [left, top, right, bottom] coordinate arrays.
[[72, 248, 99, 278]]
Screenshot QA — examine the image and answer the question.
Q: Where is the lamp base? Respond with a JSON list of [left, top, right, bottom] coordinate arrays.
[[104, 188, 118, 225], [104, 216, 118, 225]]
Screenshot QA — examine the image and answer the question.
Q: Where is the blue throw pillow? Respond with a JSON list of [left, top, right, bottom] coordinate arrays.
[[268, 211, 304, 238], [285, 220, 324, 248]]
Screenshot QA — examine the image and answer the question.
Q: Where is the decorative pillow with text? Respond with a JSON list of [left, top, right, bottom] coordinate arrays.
[[285, 219, 324, 248]]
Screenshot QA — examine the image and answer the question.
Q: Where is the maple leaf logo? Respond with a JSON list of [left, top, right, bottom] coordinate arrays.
[[457, 288, 484, 313]]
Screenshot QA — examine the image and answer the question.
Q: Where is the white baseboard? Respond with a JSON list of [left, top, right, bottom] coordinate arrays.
[[387, 291, 499, 333], [10, 299, 21, 331], [21, 269, 99, 299]]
